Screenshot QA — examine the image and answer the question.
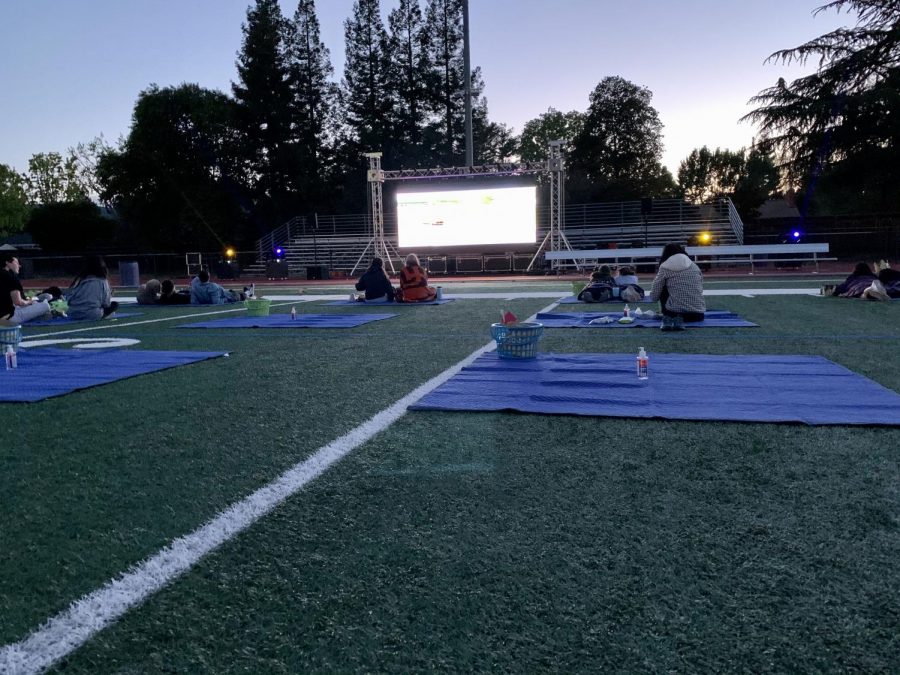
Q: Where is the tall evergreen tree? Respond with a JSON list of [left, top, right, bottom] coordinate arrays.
[[386, 0, 430, 167], [232, 0, 294, 226], [285, 0, 336, 213], [422, 0, 468, 165], [743, 1, 900, 213], [342, 0, 392, 155], [471, 77, 516, 163]]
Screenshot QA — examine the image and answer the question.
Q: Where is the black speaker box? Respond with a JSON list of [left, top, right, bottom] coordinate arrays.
[[266, 260, 289, 278], [306, 264, 329, 280]]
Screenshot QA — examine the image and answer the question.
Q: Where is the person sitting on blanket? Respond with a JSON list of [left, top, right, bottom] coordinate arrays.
[[614, 265, 645, 303], [578, 266, 617, 302], [396, 253, 436, 303], [831, 262, 878, 298], [190, 269, 242, 305], [0, 252, 51, 325], [64, 254, 119, 321], [159, 279, 191, 305], [136, 278, 162, 305], [355, 256, 395, 303], [649, 243, 705, 329]]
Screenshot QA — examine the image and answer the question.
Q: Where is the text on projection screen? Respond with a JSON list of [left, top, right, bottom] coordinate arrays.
[[396, 186, 536, 247]]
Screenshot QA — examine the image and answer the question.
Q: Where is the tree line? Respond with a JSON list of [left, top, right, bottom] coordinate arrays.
[[0, 0, 896, 252]]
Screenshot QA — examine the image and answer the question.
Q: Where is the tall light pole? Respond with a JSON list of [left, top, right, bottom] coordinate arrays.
[[462, 0, 473, 167]]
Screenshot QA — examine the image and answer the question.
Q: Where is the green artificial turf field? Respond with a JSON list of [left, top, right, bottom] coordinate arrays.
[[1, 287, 898, 673]]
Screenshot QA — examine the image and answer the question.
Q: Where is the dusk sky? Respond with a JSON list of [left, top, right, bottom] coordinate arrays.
[[1, 0, 851, 177]]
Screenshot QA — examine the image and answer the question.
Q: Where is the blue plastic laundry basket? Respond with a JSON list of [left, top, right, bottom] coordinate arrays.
[[490, 322, 543, 359]]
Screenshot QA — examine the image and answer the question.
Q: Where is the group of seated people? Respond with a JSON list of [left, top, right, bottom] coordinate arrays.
[[137, 278, 191, 305], [577, 265, 645, 303], [577, 243, 707, 330], [138, 270, 253, 305], [829, 261, 899, 300], [354, 253, 437, 303], [2, 252, 259, 330], [1, 252, 120, 326]]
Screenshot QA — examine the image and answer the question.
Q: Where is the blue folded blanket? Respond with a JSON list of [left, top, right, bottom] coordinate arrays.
[[535, 310, 757, 328], [325, 299, 455, 306], [0, 348, 226, 402], [410, 352, 900, 426], [177, 313, 397, 329]]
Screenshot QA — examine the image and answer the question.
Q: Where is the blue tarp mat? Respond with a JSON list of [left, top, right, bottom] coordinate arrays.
[[558, 295, 654, 304], [176, 313, 397, 329], [25, 312, 141, 326], [410, 352, 900, 426], [535, 310, 758, 328], [325, 298, 455, 306], [0, 348, 226, 402]]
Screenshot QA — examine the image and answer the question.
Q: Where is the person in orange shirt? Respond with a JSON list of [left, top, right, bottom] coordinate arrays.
[[396, 253, 437, 303]]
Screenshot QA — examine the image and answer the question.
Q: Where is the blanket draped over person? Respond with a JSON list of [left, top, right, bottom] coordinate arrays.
[[396, 254, 436, 303], [578, 266, 616, 303], [831, 262, 896, 299], [615, 265, 645, 302], [877, 266, 900, 298]]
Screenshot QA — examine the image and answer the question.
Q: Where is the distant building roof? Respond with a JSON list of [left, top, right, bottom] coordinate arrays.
[[757, 197, 800, 220], [0, 232, 38, 249]]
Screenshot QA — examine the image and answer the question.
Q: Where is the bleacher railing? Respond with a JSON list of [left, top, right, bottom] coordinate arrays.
[[256, 216, 305, 261], [256, 198, 741, 254], [727, 199, 745, 245]]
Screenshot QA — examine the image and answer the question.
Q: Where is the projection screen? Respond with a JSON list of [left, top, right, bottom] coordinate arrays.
[[396, 186, 536, 248]]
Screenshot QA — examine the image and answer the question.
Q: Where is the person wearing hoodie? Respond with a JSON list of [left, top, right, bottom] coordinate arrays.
[[190, 269, 241, 305], [649, 243, 705, 329], [65, 255, 119, 321], [355, 257, 395, 303]]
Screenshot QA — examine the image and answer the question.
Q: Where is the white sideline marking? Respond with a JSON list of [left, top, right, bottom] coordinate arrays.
[[19, 338, 141, 349], [0, 301, 560, 675], [21, 302, 300, 339]]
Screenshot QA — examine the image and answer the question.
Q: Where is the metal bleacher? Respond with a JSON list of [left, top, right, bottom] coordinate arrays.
[[244, 198, 744, 277]]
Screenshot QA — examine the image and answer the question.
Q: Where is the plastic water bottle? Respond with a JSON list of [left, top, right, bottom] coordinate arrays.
[[636, 347, 648, 380], [623, 303, 630, 318], [290, 306, 297, 320], [5, 346, 16, 370]]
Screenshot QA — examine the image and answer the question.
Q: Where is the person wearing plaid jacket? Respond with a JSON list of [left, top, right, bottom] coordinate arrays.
[[650, 243, 706, 323]]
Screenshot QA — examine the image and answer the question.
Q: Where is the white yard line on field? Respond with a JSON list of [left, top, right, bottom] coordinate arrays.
[[19, 302, 301, 340], [0, 300, 561, 675]]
